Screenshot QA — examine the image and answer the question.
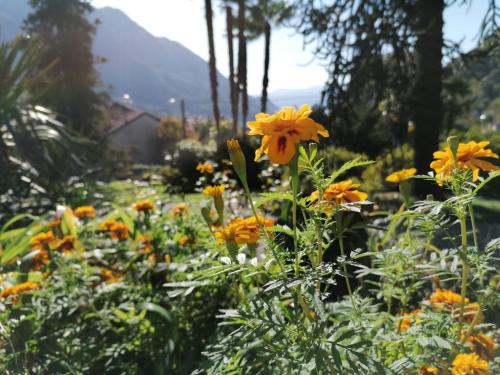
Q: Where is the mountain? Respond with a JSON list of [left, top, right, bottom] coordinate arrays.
[[269, 86, 324, 109], [0, 1, 265, 117]]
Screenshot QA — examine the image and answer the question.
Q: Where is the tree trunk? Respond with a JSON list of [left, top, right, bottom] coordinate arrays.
[[413, 0, 444, 197], [226, 6, 238, 132], [237, 0, 248, 136], [180, 98, 187, 138], [204, 0, 220, 131], [261, 22, 271, 113]]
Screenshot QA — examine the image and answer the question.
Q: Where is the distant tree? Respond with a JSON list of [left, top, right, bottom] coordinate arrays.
[[225, 6, 238, 131], [204, 0, 221, 132], [293, 0, 499, 196], [23, 0, 107, 139], [237, 0, 248, 134]]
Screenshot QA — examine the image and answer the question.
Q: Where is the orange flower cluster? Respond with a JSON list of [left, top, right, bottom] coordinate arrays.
[[171, 203, 189, 218], [398, 308, 422, 332], [308, 180, 368, 212], [248, 104, 329, 164], [0, 281, 39, 300], [203, 185, 225, 198], [136, 235, 153, 254], [463, 333, 496, 360], [215, 215, 273, 245], [30, 231, 56, 250], [196, 162, 215, 174], [100, 268, 122, 284], [99, 220, 129, 240], [74, 206, 96, 219], [429, 289, 481, 323], [55, 235, 76, 253], [430, 141, 498, 185], [451, 353, 489, 375], [178, 235, 194, 246], [133, 199, 154, 212]]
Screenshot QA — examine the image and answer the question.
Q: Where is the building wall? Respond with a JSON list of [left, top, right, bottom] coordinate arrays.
[[108, 115, 163, 164]]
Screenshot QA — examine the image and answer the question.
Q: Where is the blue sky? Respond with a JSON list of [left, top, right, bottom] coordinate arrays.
[[92, 0, 489, 95]]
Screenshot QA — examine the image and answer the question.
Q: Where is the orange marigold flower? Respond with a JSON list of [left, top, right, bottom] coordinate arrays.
[[31, 250, 49, 271], [99, 219, 119, 231], [386, 168, 417, 183], [429, 288, 467, 306], [55, 235, 76, 253], [0, 281, 39, 299], [30, 231, 56, 249], [74, 205, 96, 219], [451, 353, 489, 375], [137, 235, 153, 254], [109, 223, 129, 240], [177, 235, 194, 246], [203, 185, 225, 198], [196, 162, 215, 174], [419, 365, 440, 375], [464, 333, 496, 359], [462, 302, 482, 324], [215, 215, 273, 245], [133, 199, 154, 212], [248, 104, 329, 164], [398, 308, 422, 332], [100, 268, 122, 284], [430, 141, 498, 185], [171, 203, 189, 218], [308, 180, 368, 212]]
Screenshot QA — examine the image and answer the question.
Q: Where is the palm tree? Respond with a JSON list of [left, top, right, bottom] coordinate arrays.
[[204, 0, 220, 131], [237, 0, 248, 135]]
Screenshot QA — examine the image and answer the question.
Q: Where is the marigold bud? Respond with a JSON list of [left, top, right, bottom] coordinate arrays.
[[227, 139, 247, 186]]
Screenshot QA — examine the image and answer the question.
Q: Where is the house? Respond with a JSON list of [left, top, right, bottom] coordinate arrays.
[[106, 102, 163, 164]]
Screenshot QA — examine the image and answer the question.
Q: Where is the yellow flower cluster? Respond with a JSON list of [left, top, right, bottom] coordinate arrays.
[[418, 365, 439, 375], [0, 281, 39, 299], [196, 162, 215, 174], [248, 104, 329, 164], [386, 168, 417, 183], [215, 215, 273, 245], [451, 353, 489, 375], [74, 205, 96, 219], [100, 268, 122, 284], [133, 199, 154, 212], [463, 332, 497, 360], [30, 231, 56, 249], [431, 141, 498, 185], [203, 185, 225, 198]]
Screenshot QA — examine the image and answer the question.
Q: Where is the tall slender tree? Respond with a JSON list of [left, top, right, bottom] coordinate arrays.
[[204, 0, 220, 131], [237, 0, 248, 134], [226, 6, 238, 131], [24, 0, 106, 139]]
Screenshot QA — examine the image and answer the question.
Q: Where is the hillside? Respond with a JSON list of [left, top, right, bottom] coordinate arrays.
[[0, 1, 266, 117]]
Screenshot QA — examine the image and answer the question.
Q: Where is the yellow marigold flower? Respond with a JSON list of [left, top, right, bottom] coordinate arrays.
[[55, 235, 76, 253], [463, 333, 496, 359], [171, 203, 189, 218], [398, 308, 422, 332], [203, 185, 225, 198], [99, 219, 119, 231], [0, 281, 39, 299], [100, 268, 122, 284], [419, 365, 440, 375], [31, 250, 49, 271], [429, 288, 467, 306], [248, 104, 329, 164], [386, 168, 417, 183], [196, 162, 215, 174], [74, 205, 96, 219], [109, 223, 129, 240], [133, 199, 154, 212], [308, 180, 368, 212], [451, 353, 489, 375], [430, 141, 499, 185], [30, 231, 56, 249]]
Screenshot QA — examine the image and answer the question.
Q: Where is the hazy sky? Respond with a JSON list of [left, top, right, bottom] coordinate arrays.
[[91, 0, 488, 95]]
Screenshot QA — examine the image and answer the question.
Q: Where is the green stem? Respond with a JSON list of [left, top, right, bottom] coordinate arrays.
[[336, 211, 357, 312], [468, 203, 479, 251], [290, 156, 300, 277], [458, 213, 469, 333]]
